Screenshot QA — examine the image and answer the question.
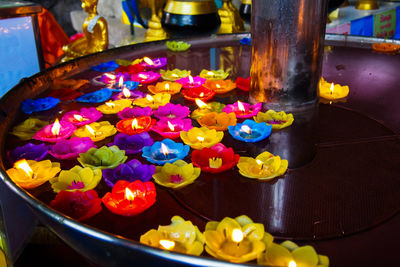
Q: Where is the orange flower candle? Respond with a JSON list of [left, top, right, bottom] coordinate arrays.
[[197, 112, 237, 131], [203, 79, 236, 94], [148, 81, 182, 95]]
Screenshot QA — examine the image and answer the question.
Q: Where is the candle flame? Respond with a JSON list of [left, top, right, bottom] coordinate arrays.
[[131, 118, 138, 129], [85, 125, 96, 136], [237, 101, 245, 112], [167, 121, 175, 131], [199, 92, 204, 97], [195, 99, 208, 108], [171, 73, 178, 77], [289, 261, 297, 267], [146, 94, 154, 102], [241, 125, 252, 134], [216, 83, 221, 89], [161, 143, 169, 156], [165, 83, 170, 91], [51, 119, 61, 136], [232, 229, 244, 243], [256, 159, 264, 165], [159, 240, 175, 250], [104, 73, 116, 80], [138, 74, 148, 79], [197, 136, 205, 142], [207, 71, 214, 76], [73, 115, 84, 122], [188, 75, 194, 84], [330, 83, 334, 94], [15, 159, 33, 178], [125, 187, 135, 201], [118, 76, 124, 87], [106, 102, 116, 108], [122, 88, 131, 98], [143, 57, 154, 65]]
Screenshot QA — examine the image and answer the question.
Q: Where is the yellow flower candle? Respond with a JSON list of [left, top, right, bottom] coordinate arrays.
[[237, 151, 288, 180], [148, 81, 182, 95], [96, 99, 132, 114], [204, 215, 269, 263], [152, 160, 201, 189], [197, 112, 237, 131], [73, 121, 116, 142], [254, 110, 294, 130], [319, 77, 349, 100], [6, 159, 61, 189], [180, 127, 223, 150], [140, 216, 205, 256], [160, 69, 191, 81], [133, 93, 171, 109], [199, 69, 229, 80]]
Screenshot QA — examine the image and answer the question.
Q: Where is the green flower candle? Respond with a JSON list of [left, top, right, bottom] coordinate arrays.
[[10, 118, 49, 140], [254, 110, 294, 130], [78, 145, 127, 170]]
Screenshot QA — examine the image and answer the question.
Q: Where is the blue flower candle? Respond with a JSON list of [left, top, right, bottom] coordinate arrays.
[[142, 139, 190, 165], [92, 61, 119, 72], [228, 119, 272, 143], [21, 97, 60, 114], [76, 88, 113, 103]]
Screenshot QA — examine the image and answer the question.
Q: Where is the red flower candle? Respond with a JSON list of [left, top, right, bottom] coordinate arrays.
[[235, 77, 250, 91], [116, 116, 154, 135], [191, 143, 240, 173], [182, 87, 215, 102], [102, 180, 156, 216]]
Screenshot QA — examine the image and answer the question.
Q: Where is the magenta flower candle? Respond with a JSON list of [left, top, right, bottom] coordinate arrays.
[[61, 107, 102, 127], [176, 76, 206, 90], [118, 106, 153, 120], [99, 72, 130, 88], [48, 137, 96, 160], [222, 101, 262, 119], [131, 71, 161, 84], [153, 103, 190, 119], [33, 119, 76, 143], [152, 118, 193, 139], [139, 57, 167, 70]]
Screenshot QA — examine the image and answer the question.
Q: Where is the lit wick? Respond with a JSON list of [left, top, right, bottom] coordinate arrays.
[[161, 143, 169, 160], [143, 57, 154, 66], [125, 187, 135, 204], [15, 159, 34, 179], [85, 125, 97, 137], [188, 75, 194, 85], [165, 83, 170, 92], [146, 94, 154, 104], [167, 121, 175, 132], [122, 87, 131, 99], [195, 99, 208, 110], [231, 228, 244, 247], [197, 136, 205, 144], [159, 239, 175, 250], [329, 83, 334, 95], [118, 76, 124, 89], [289, 261, 297, 267], [237, 101, 246, 115], [241, 125, 252, 138], [106, 102, 116, 109], [256, 159, 264, 172], [51, 119, 61, 138]]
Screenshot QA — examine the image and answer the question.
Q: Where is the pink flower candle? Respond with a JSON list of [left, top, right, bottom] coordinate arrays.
[[176, 76, 206, 90], [33, 119, 76, 143], [61, 107, 102, 127], [151, 118, 193, 139], [222, 101, 262, 119], [48, 137, 96, 160], [131, 71, 161, 84]]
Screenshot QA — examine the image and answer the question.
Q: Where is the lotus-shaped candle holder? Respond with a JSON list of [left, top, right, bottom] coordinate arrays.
[[204, 215, 267, 263], [182, 87, 215, 102], [237, 151, 288, 180], [319, 77, 349, 100], [228, 120, 271, 143], [102, 159, 155, 187], [235, 76, 250, 91], [199, 69, 229, 80], [257, 240, 329, 267], [197, 112, 237, 131], [176, 76, 206, 90], [140, 216, 204, 256], [102, 180, 156, 216], [116, 116, 155, 135], [139, 57, 167, 70], [76, 88, 113, 103], [372, 42, 400, 53], [160, 69, 191, 81], [118, 106, 152, 120], [108, 132, 153, 155], [203, 79, 236, 94], [9, 143, 48, 164], [142, 139, 190, 165], [50, 190, 102, 221], [148, 81, 182, 95], [131, 71, 161, 84], [180, 127, 223, 150], [254, 110, 294, 130], [111, 89, 144, 101], [166, 41, 191, 52], [99, 72, 130, 87], [61, 107, 103, 127], [48, 137, 96, 160], [191, 143, 240, 173], [6, 159, 61, 189], [133, 93, 171, 109], [78, 145, 127, 170], [50, 165, 102, 193], [96, 99, 132, 114], [152, 160, 200, 189], [73, 121, 117, 142], [115, 64, 144, 75], [33, 120, 76, 143], [10, 118, 49, 140], [152, 118, 193, 139], [153, 103, 190, 120], [21, 97, 60, 114], [48, 88, 82, 102], [223, 101, 262, 119], [191, 102, 226, 120], [92, 61, 119, 72]]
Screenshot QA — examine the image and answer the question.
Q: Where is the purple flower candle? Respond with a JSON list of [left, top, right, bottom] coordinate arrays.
[[222, 101, 262, 119], [153, 103, 190, 119], [109, 132, 153, 155], [61, 107, 103, 127], [139, 57, 167, 70], [176, 76, 206, 90], [131, 71, 161, 84], [48, 137, 96, 160], [151, 118, 193, 139], [9, 143, 48, 164], [118, 106, 153, 120], [33, 119, 76, 143], [102, 159, 156, 187]]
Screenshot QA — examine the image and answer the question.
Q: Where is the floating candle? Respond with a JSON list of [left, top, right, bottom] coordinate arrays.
[[99, 72, 130, 89], [133, 93, 171, 109], [109, 132, 153, 155], [223, 101, 262, 119], [50, 165, 102, 193], [78, 145, 127, 170], [73, 121, 116, 142], [199, 69, 229, 80], [118, 106, 152, 120], [6, 159, 61, 189], [182, 87, 215, 102], [180, 127, 223, 150], [237, 151, 288, 180], [92, 61, 119, 72], [148, 81, 182, 95], [152, 160, 201, 189], [142, 139, 190, 165], [160, 69, 191, 81], [50, 190, 102, 221], [235, 76, 250, 91], [96, 99, 132, 114], [166, 41, 191, 52], [152, 118, 193, 139], [33, 119, 76, 143], [131, 71, 161, 84], [102, 180, 156, 216], [319, 78, 349, 100], [176, 76, 206, 89], [111, 87, 144, 101], [140, 57, 167, 70], [61, 107, 103, 127], [228, 120, 271, 143], [21, 97, 60, 114], [9, 143, 48, 164], [203, 79, 236, 94], [197, 112, 237, 131], [76, 88, 113, 103], [254, 110, 294, 130], [191, 100, 226, 120], [116, 116, 154, 135], [10, 118, 49, 140], [140, 216, 204, 256], [47, 88, 83, 102], [372, 42, 400, 53], [115, 64, 145, 75], [191, 143, 240, 173], [48, 137, 96, 160], [153, 103, 190, 120]]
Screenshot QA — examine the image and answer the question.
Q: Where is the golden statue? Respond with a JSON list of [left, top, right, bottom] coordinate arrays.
[[61, 0, 108, 62], [144, 0, 169, 42], [355, 0, 378, 10], [217, 0, 244, 34]]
